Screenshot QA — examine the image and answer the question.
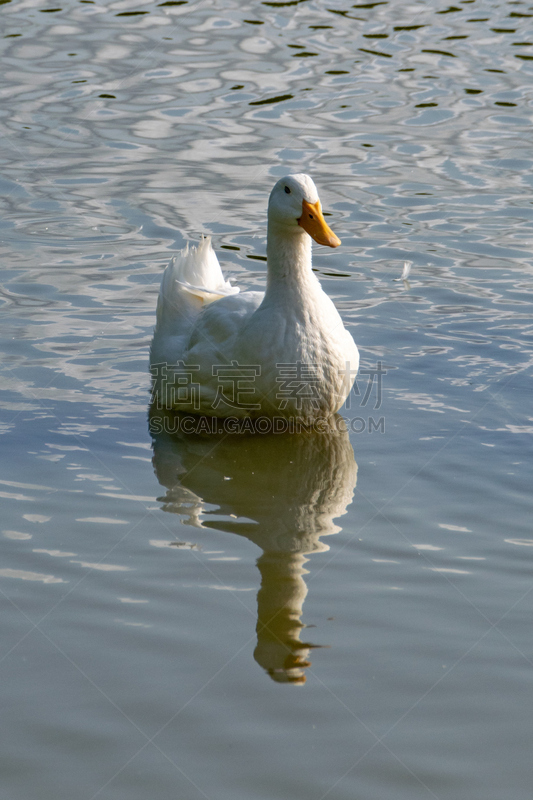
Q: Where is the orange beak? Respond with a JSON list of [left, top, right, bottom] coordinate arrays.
[[297, 199, 341, 248]]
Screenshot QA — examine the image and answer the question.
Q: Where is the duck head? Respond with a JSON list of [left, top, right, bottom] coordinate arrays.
[[268, 174, 341, 248]]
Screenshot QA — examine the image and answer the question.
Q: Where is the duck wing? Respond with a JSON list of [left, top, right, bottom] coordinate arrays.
[[150, 238, 264, 413]]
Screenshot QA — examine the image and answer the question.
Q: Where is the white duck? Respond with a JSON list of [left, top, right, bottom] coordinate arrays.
[[150, 174, 359, 422]]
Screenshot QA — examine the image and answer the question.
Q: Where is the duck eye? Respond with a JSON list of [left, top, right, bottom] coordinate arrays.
[[284, 186, 291, 194]]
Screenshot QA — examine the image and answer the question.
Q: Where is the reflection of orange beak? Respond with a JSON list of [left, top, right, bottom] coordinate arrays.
[[298, 199, 341, 247]]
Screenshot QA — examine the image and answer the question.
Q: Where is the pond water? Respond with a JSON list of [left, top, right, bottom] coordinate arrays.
[[1, 0, 532, 798]]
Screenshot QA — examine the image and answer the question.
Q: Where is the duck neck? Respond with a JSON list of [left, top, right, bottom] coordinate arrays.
[[265, 223, 317, 302]]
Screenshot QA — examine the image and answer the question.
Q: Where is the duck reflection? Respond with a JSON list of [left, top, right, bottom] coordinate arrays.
[[150, 410, 358, 684]]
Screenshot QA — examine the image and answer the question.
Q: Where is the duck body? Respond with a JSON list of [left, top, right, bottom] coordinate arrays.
[[150, 174, 359, 422]]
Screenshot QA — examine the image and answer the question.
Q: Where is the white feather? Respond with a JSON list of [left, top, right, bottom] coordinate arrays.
[[401, 261, 412, 280]]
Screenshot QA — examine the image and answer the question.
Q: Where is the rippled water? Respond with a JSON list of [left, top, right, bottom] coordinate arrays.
[[1, 1, 533, 798]]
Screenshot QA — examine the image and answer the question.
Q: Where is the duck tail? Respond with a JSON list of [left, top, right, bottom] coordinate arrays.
[[154, 236, 239, 335]]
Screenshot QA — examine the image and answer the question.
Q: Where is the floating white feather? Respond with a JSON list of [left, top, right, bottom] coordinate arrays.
[[394, 261, 412, 282], [401, 261, 412, 280]]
